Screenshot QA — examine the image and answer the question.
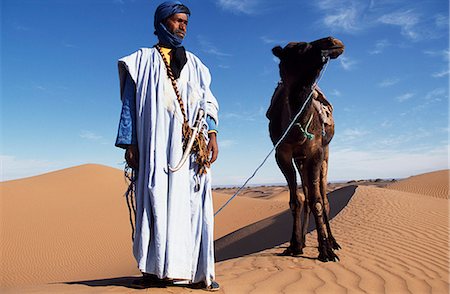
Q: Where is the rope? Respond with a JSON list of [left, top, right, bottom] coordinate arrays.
[[155, 45, 189, 125], [155, 45, 210, 174], [296, 113, 315, 140], [214, 58, 330, 217], [124, 164, 137, 241]]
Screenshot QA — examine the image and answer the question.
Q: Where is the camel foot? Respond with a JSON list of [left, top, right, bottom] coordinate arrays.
[[318, 241, 339, 262], [279, 246, 303, 256], [318, 251, 339, 262], [329, 237, 341, 250]]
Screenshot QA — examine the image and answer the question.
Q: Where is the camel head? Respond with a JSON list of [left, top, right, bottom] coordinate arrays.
[[272, 36, 344, 87]]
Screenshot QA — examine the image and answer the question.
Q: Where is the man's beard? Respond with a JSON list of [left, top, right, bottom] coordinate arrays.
[[173, 29, 185, 39]]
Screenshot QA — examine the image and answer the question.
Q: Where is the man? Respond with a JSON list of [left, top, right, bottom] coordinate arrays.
[[115, 1, 219, 291]]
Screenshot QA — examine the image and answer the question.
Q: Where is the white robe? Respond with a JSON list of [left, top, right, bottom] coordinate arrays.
[[118, 48, 219, 285]]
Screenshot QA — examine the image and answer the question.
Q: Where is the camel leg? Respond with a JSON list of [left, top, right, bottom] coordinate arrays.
[[295, 158, 310, 249], [320, 148, 340, 250], [304, 157, 339, 262], [275, 148, 305, 256]]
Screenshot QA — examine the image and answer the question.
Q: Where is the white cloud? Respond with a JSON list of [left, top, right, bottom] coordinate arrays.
[[425, 88, 446, 102], [424, 49, 450, 61], [260, 36, 286, 45], [432, 69, 450, 78], [323, 6, 360, 33], [329, 89, 342, 97], [377, 9, 420, 40], [434, 13, 449, 28], [315, 0, 366, 33], [219, 139, 237, 148], [341, 128, 369, 140], [380, 120, 392, 128], [0, 155, 67, 181], [339, 55, 357, 70], [14, 23, 30, 31], [369, 39, 391, 55], [216, 0, 261, 15], [329, 145, 449, 181], [62, 40, 76, 48], [221, 105, 266, 122], [80, 130, 103, 141], [197, 36, 232, 57], [378, 78, 400, 88], [315, 1, 443, 42], [395, 92, 414, 102]]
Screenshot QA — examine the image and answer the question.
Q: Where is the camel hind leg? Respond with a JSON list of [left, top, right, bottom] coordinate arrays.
[[294, 158, 310, 249], [320, 147, 340, 250]]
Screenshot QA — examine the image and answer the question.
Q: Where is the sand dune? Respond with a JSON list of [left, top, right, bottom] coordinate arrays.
[[216, 185, 449, 293], [0, 164, 140, 287], [386, 169, 449, 199], [1, 166, 448, 293]]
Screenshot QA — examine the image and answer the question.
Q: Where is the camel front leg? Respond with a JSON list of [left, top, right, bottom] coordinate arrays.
[[304, 158, 339, 262], [275, 148, 305, 256]]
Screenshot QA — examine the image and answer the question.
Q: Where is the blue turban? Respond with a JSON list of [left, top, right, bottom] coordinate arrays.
[[154, 1, 191, 48]]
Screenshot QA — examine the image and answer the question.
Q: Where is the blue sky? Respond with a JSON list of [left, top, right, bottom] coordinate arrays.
[[1, 0, 449, 185]]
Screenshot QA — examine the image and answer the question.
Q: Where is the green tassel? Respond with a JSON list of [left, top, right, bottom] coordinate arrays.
[[296, 114, 315, 141]]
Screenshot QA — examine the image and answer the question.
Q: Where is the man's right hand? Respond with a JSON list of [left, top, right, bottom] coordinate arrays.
[[125, 145, 139, 169]]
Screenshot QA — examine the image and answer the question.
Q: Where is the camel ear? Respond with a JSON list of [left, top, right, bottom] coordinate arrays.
[[272, 46, 283, 58]]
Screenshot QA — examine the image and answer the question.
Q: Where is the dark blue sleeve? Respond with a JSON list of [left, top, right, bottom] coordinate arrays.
[[115, 72, 137, 149], [206, 115, 217, 133]]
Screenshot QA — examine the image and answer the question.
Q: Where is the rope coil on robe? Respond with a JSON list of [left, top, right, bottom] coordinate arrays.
[[214, 57, 330, 217], [156, 45, 211, 175]]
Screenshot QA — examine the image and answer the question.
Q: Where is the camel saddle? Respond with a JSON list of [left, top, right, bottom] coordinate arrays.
[[312, 86, 333, 126], [266, 83, 334, 127]]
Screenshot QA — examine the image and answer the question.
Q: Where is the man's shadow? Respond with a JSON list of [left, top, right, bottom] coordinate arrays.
[[66, 185, 356, 289], [64, 276, 145, 289]]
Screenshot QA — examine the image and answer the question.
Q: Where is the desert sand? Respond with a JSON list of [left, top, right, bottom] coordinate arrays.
[[0, 164, 448, 293]]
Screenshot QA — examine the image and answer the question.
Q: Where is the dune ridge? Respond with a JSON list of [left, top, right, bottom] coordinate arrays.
[[1, 166, 448, 293], [386, 169, 449, 199]]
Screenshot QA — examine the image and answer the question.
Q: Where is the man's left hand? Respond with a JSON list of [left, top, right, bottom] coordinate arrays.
[[207, 132, 219, 164]]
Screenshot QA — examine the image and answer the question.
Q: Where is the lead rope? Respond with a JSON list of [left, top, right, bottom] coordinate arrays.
[[155, 45, 210, 174], [124, 164, 137, 241], [214, 58, 330, 216]]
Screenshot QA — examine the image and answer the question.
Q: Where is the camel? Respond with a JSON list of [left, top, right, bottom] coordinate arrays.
[[267, 36, 345, 262]]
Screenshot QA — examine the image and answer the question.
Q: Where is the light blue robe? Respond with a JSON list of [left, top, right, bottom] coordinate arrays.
[[117, 47, 219, 286]]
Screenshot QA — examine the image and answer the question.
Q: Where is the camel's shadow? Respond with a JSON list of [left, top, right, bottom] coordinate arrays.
[[214, 185, 356, 262]]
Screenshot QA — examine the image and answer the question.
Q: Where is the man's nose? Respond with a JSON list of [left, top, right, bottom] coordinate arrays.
[[180, 23, 186, 31]]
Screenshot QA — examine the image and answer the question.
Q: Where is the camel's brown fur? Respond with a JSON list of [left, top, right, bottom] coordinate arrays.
[[267, 37, 345, 262]]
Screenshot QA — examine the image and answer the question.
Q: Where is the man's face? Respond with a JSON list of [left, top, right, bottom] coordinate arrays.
[[165, 13, 188, 39]]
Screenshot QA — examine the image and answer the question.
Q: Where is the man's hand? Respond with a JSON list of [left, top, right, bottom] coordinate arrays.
[[125, 145, 139, 169], [207, 132, 219, 164]]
